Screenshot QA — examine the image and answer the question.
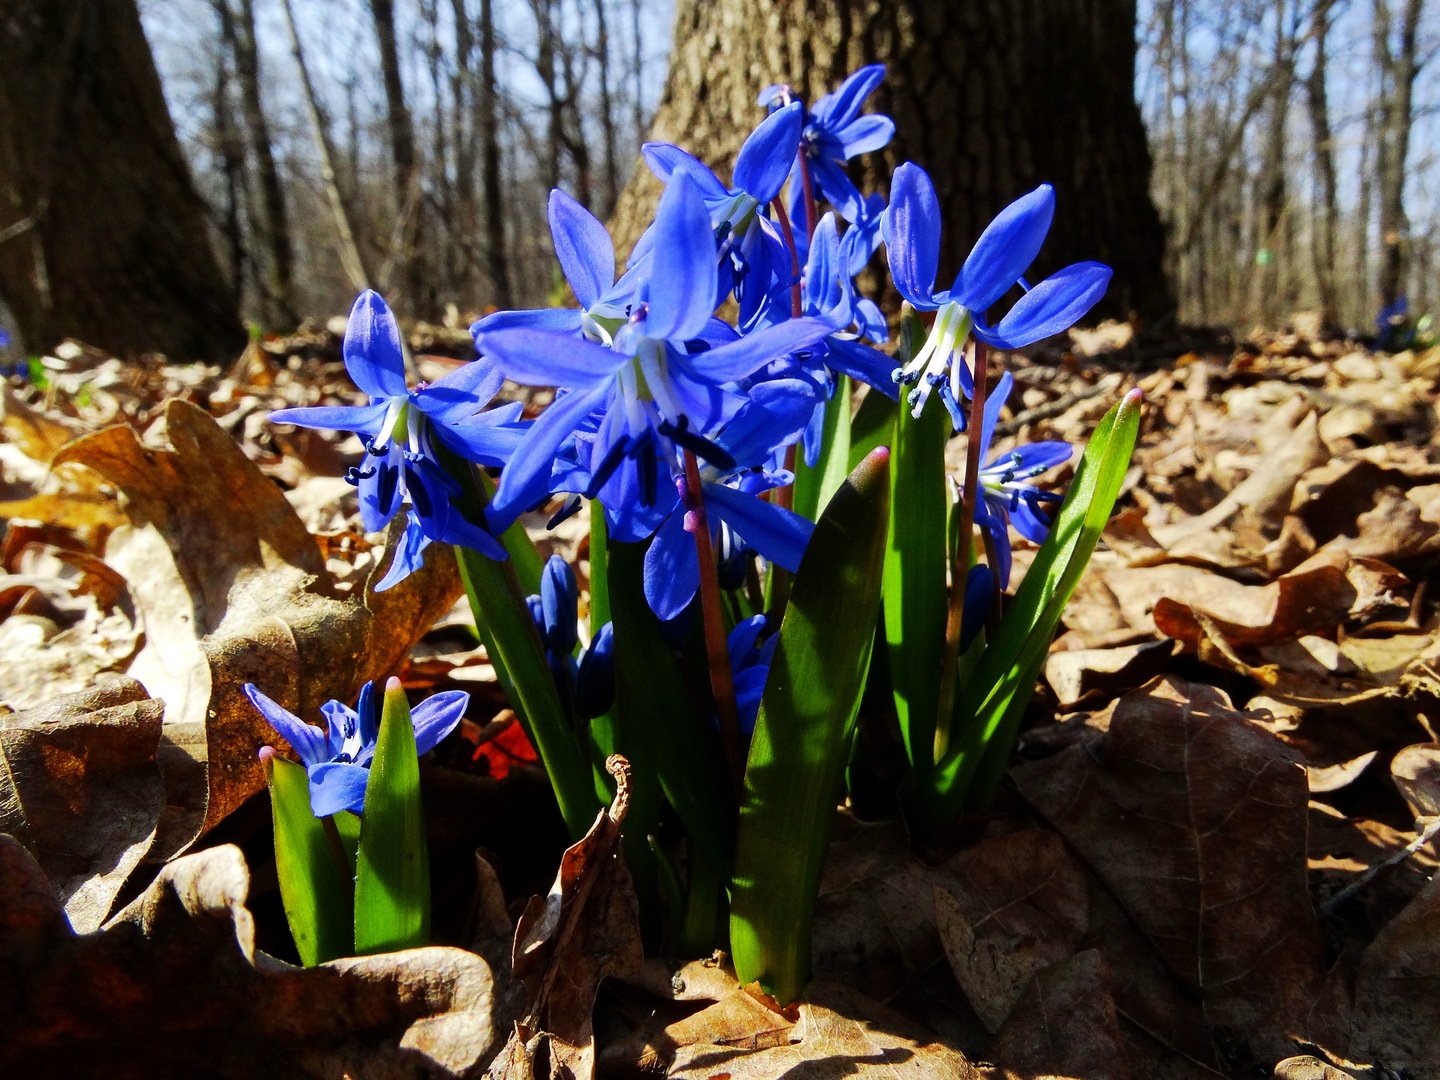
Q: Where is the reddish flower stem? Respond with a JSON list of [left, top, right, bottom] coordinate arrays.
[[682, 449, 744, 790]]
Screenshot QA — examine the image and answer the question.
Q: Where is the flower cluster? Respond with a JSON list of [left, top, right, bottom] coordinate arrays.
[[527, 555, 616, 720]]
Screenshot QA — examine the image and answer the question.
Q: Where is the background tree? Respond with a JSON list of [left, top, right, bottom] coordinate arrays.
[[610, 0, 1174, 324], [0, 0, 244, 361]]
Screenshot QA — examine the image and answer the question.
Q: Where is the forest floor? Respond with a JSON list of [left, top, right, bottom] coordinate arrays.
[[1, 319, 1438, 1078]]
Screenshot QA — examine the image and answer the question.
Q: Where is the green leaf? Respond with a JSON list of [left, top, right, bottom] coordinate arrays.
[[354, 679, 430, 954], [929, 390, 1143, 818], [848, 384, 898, 472], [267, 755, 354, 966], [436, 448, 599, 841], [607, 539, 733, 942], [882, 311, 950, 778], [730, 447, 891, 1003], [792, 374, 852, 520]]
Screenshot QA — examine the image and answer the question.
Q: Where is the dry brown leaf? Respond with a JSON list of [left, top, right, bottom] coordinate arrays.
[[50, 398, 461, 862], [985, 950, 1129, 1080], [1351, 874, 1440, 1075], [488, 756, 642, 1080], [0, 678, 164, 932], [1044, 640, 1175, 709], [934, 831, 1088, 1033], [1012, 676, 1328, 1067], [0, 836, 501, 1078], [1151, 560, 1355, 649], [1390, 742, 1440, 819]]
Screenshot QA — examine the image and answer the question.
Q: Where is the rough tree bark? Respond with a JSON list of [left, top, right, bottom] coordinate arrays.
[[0, 1, 244, 360], [611, 0, 1173, 325]]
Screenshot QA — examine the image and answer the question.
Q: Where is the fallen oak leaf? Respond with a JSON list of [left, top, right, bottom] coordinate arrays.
[[0, 678, 164, 932], [50, 399, 462, 866], [0, 836, 502, 1078]]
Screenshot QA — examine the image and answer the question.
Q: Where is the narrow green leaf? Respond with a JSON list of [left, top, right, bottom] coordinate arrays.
[[730, 447, 891, 1003], [607, 540, 732, 901], [882, 312, 950, 777], [354, 679, 429, 954], [848, 385, 898, 471], [792, 374, 852, 520], [929, 390, 1143, 817], [267, 754, 354, 966]]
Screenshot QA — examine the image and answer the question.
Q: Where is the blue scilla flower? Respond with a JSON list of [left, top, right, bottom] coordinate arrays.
[[270, 291, 524, 584], [883, 164, 1112, 428], [470, 189, 639, 339], [642, 379, 818, 620], [727, 615, 778, 737], [968, 370, 1072, 589], [759, 64, 895, 224], [526, 556, 616, 721], [641, 102, 803, 329], [246, 681, 468, 817], [474, 171, 834, 540]]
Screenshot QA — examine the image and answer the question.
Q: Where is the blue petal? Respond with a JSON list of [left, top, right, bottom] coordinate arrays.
[[824, 337, 895, 396], [721, 377, 819, 465], [1012, 492, 1061, 544], [643, 508, 700, 621], [803, 212, 845, 317], [469, 307, 584, 335], [642, 143, 729, 202], [488, 384, 611, 526], [977, 370, 1013, 459], [976, 500, 1014, 589], [269, 401, 391, 434], [975, 261, 1112, 349], [883, 164, 941, 309], [540, 555, 579, 654], [475, 328, 628, 388], [993, 440, 1073, 475], [704, 481, 813, 571], [814, 64, 886, 129], [575, 622, 616, 720], [430, 418, 527, 470], [344, 290, 409, 398], [645, 173, 719, 341], [412, 690, 469, 754], [549, 189, 614, 310], [951, 185, 1055, 313], [960, 565, 995, 651], [835, 114, 894, 157], [307, 762, 371, 817], [244, 684, 327, 766], [688, 317, 836, 383], [375, 515, 432, 592], [413, 360, 505, 417], [734, 101, 803, 204]]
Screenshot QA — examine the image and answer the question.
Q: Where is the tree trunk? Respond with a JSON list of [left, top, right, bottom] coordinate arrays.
[[369, 0, 423, 305], [611, 0, 1172, 325], [0, 1, 244, 360], [1374, 0, 1425, 311], [478, 0, 514, 307], [1304, 1, 1340, 328], [224, 0, 297, 325]]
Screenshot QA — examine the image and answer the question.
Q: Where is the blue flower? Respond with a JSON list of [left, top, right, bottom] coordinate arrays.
[[526, 556, 616, 720], [271, 291, 524, 586], [727, 615, 778, 736], [642, 102, 804, 328], [246, 681, 468, 817], [470, 189, 639, 339], [474, 171, 834, 541], [760, 64, 895, 222], [968, 371, 1072, 588], [883, 164, 1112, 428]]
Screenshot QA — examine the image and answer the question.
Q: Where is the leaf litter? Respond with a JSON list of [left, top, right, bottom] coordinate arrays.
[[3, 323, 1440, 1076]]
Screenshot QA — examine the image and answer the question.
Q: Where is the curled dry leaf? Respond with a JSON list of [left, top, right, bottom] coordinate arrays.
[[1390, 742, 1440, 819], [0, 678, 164, 932], [49, 398, 461, 863], [1012, 675, 1329, 1069], [984, 950, 1128, 1080], [488, 755, 643, 1080], [0, 837, 501, 1078]]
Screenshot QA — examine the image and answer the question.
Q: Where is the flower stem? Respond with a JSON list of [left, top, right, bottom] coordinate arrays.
[[934, 341, 989, 758], [682, 449, 744, 792], [797, 151, 819, 240]]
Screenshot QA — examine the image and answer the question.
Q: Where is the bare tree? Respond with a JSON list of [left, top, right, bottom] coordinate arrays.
[[479, 0, 514, 306], [1304, 0, 1341, 326], [369, 0, 424, 304], [1374, 0, 1427, 310]]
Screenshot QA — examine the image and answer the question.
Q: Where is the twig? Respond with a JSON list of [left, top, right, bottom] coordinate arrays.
[[1320, 815, 1440, 914]]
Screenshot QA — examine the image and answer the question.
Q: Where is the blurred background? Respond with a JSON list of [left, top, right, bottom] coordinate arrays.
[[0, 0, 1435, 361]]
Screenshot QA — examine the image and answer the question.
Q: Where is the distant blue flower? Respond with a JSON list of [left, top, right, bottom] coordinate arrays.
[[727, 615, 778, 736], [246, 681, 468, 817], [0, 326, 10, 349], [475, 172, 833, 541], [526, 556, 616, 720], [883, 165, 1111, 428], [760, 64, 894, 222], [271, 290, 524, 586], [968, 371, 1072, 588]]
